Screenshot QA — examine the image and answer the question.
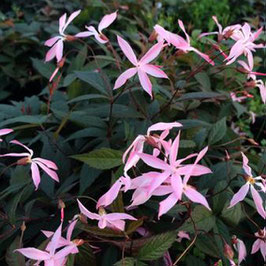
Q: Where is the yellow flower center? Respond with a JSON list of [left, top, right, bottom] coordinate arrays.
[[247, 176, 255, 185]]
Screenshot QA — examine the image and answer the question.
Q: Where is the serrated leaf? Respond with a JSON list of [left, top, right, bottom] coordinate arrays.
[[195, 234, 220, 258], [78, 224, 124, 237], [208, 117, 227, 145], [31, 58, 53, 79], [179, 206, 215, 233], [75, 244, 96, 266], [221, 202, 243, 226], [70, 148, 123, 170], [137, 231, 176, 261]]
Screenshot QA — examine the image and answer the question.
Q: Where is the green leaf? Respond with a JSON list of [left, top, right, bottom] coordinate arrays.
[[67, 94, 107, 104], [177, 92, 222, 102], [0, 115, 47, 127], [5, 236, 25, 266], [179, 206, 215, 233], [221, 202, 243, 226], [74, 244, 97, 266], [70, 148, 123, 170], [195, 234, 220, 258], [194, 72, 211, 91], [78, 224, 124, 238], [31, 58, 53, 79], [75, 71, 109, 95], [208, 117, 227, 145], [114, 257, 135, 266], [137, 231, 176, 261]]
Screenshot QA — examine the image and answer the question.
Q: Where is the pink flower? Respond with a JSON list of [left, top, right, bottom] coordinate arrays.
[[113, 36, 168, 98], [155, 22, 214, 65], [0, 128, 13, 142], [255, 80, 266, 104], [15, 223, 76, 266], [123, 122, 182, 177], [177, 231, 190, 242], [228, 152, 265, 219], [232, 236, 247, 265], [226, 23, 264, 67], [45, 10, 81, 62], [77, 199, 136, 231], [199, 16, 241, 40], [251, 228, 266, 261], [76, 11, 117, 43], [0, 140, 59, 190], [42, 220, 80, 256], [230, 92, 248, 103]]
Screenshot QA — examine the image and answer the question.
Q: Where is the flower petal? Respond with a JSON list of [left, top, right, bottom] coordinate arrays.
[[31, 162, 41, 190], [139, 41, 164, 64], [55, 40, 64, 62], [228, 182, 250, 208], [34, 161, 59, 182], [113, 67, 137, 90], [140, 64, 168, 78], [45, 36, 61, 47], [250, 186, 265, 219], [62, 10, 81, 33], [77, 199, 100, 220], [117, 35, 138, 66], [137, 69, 153, 98], [184, 186, 211, 210], [98, 11, 118, 33], [158, 193, 178, 218], [15, 248, 50, 260]]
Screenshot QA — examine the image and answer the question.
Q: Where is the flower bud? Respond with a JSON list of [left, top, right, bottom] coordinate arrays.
[[65, 35, 77, 42], [223, 242, 234, 260], [149, 30, 158, 42], [73, 239, 85, 246], [17, 157, 30, 165]]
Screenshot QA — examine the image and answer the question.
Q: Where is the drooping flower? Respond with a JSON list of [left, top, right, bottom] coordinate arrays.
[[232, 235, 247, 265], [255, 80, 266, 104], [113, 36, 168, 98], [0, 128, 13, 142], [230, 92, 248, 103], [45, 10, 81, 62], [154, 21, 214, 65], [228, 152, 265, 219], [77, 199, 136, 231], [199, 16, 241, 41], [76, 11, 117, 43], [15, 223, 76, 266], [251, 228, 266, 261], [42, 220, 81, 257], [0, 140, 59, 190], [177, 231, 190, 242]]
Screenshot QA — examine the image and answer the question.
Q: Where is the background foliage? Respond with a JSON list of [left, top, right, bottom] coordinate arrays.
[[0, 0, 265, 265]]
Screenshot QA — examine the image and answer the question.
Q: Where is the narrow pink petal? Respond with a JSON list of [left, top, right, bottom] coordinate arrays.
[[98, 11, 118, 33], [106, 213, 136, 221], [45, 44, 57, 62], [178, 19, 190, 43], [96, 180, 122, 208], [31, 162, 41, 190], [0, 152, 30, 158], [190, 47, 215, 65], [75, 31, 94, 38], [77, 199, 100, 220], [140, 64, 168, 78], [228, 182, 250, 208], [62, 10, 81, 33], [137, 69, 153, 98], [50, 223, 62, 256], [10, 140, 33, 156], [250, 186, 265, 219], [252, 27, 263, 41], [0, 128, 13, 136], [108, 220, 125, 231], [241, 152, 252, 176], [153, 185, 173, 196], [171, 174, 183, 200], [66, 220, 77, 241], [169, 132, 180, 165], [147, 122, 182, 135], [158, 193, 178, 218], [184, 186, 211, 210], [178, 165, 212, 177], [139, 41, 164, 64], [117, 35, 138, 66], [98, 218, 107, 229], [212, 16, 223, 34], [15, 248, 50, 260], [55, 40, 64, 62], [113, 67, 137, 90], [259, 240, 266, 261], [225, 40, 244, 65], [237, 239, 247, 264], [130, 188, 152, 206], [251, 239, 260, 254], [34, 161, 59, 182], [138, 152, 170, 171], [54, 245, 76, 260], [41, 230, 54, 238], [59, 13, 67, 35], [45, 36, 61, 47], [198, 31, 219, 38], [34, 158, 58, 170]]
